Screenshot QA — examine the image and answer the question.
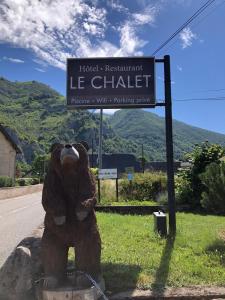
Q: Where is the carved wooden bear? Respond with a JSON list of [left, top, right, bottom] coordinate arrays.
[[41, 142, 102, 289]]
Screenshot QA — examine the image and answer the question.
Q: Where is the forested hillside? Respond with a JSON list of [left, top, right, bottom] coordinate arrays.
[[0, 77, 224, 163], [109, 109, 225, 160]]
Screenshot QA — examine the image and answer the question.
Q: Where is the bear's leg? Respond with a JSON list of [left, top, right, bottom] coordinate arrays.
[[75, 227, 101, 281], [41, 229, 68, 288]]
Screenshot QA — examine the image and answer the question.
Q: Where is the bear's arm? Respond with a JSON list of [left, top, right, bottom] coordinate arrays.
[[77, 170, 96, 210], [42, 170, 66, 217]]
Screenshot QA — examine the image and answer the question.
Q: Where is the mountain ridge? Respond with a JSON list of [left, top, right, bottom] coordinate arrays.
[[108, 109, 225, 160], [0, 77, 224, 163]]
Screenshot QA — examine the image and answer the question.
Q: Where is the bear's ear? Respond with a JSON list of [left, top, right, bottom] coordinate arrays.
[[80, 140, 89, 152], [49, 143, 61, 153]]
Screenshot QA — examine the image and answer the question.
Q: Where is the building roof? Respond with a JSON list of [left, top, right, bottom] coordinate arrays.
[[0, 125, 22, 154]]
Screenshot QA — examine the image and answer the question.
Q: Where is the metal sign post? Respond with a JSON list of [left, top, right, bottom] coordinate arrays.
[[164, 55, 176, 234], [154, 55, 176, 235], [98, 108, 103, 169]]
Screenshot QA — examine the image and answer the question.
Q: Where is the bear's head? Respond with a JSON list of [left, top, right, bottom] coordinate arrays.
[[50, 141, 90, 175]]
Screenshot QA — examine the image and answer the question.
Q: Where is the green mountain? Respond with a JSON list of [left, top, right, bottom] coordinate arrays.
[[0, 77, 137, 163], [0, 77, 224, 163], [108, 109, 225, 160]]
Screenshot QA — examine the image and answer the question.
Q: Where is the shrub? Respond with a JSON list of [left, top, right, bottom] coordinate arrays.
[[175, 142, 225, 210], [200, 162, 225, 214], [0, 176, 14, 187], [120, 172, 167, 201], [90, 168, 98, 177], [16, 177, 37, 186], [157, 191, 168, 205], [99, 179, 118, 204], [175, 169, 193, 205], [31, 177, 40, 185], [32, 153, 49, 178]]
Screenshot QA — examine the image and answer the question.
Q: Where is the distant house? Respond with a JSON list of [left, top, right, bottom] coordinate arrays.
[[0, 125, 21, 179]]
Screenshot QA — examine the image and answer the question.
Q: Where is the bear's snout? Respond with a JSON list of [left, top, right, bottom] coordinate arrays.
[[65, 144, 72, 149], [60, 145, 79, 165]]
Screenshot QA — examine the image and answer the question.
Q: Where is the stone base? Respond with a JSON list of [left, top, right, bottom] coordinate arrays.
[[42, 286, 101, 300], [0, 228, 43, 300]]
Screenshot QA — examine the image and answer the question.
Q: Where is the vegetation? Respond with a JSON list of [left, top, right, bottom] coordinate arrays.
[[1, 77, 225, 163], [109, 109, 225, 161], [68, 212, 225, 292], [175, 142, 225, 210], [16, 177, 40, 186], [97, 172, 166, 204], [0, 78, 137, 163], [0, 176, 14, 187], [31, 153, 50, 181], [16, 161, 31, 177], [98, 200, 157, 206], [98, 179, 118, 204], [200, 162, 225, 214], [120, 172, 167, 201]]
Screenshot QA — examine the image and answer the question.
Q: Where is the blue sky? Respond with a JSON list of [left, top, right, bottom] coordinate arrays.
[[0, 0, 225, 134]]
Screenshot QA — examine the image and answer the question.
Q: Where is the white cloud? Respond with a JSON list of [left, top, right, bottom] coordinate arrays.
[[107, 0, 129, 13], [117, 22, 147, 56], [0, 0, 160, 70], [33, 58, 48, 68], [3, 56, 24, 63], [35, 68, 46, 73], [132, 5, 159, 25], [177, 65, 182, 71], [103, 109, 120, 115], [179, 27, 197, 49], [0, 0, 109, 70]]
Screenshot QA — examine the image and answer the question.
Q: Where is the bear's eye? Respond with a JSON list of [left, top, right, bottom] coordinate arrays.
[[50, 143, 62, 153]]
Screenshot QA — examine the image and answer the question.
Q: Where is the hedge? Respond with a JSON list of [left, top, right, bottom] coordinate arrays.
[[0, 176, 14, 188], [120, 172, 167, 201]]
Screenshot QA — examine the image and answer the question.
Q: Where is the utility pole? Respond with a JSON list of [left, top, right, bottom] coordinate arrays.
[[141, 144, 145, 173], [98, 109, 103, 169], [91, 138, 94, 168]]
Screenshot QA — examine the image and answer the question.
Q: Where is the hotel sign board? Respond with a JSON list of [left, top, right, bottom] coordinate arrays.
[[67, 57, 155, 109]]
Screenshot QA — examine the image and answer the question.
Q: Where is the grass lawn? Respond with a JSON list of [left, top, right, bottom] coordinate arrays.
[[98, 200, 158, 206], [69, 212, 225, 292]]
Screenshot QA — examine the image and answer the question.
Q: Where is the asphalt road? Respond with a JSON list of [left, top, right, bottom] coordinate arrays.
[[0, 191, 44, 267]]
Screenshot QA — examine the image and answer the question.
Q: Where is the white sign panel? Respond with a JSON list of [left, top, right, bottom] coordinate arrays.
[[98, 169, 118, 180]]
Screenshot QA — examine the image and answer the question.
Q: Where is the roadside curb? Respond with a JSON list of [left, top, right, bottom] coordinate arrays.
[[0, 184, 43, 200], [110, 287, 225, 300], [95, 205, 164, 215]]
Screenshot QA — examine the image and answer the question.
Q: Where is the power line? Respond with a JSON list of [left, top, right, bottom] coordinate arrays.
[[187, 88, 225, 93], [173, 97, 225, 102], [156, 96, 225, 103], [152, 0, 216, 56], [160, 0, 225, 55]]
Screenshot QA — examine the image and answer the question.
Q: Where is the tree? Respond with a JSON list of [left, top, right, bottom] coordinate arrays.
[[200, 162, 225, 214], [32, 153, 50, 180], [175, 142, 225, 209]]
